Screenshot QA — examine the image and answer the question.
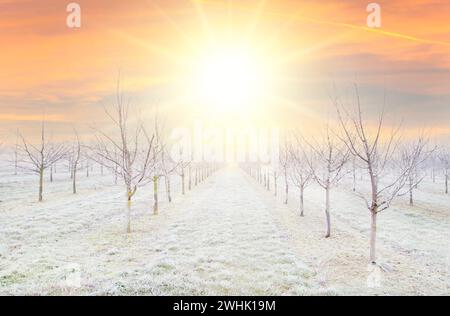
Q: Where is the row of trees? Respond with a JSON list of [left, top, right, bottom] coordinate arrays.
[[244, 86, 448, 264], [4, 81, 218, 233]]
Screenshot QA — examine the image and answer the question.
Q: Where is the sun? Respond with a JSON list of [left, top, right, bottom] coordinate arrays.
[[195, 47, 266, 113]]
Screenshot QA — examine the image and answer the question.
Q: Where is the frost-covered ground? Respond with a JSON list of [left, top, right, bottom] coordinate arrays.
[[0, 163, 449, 295]]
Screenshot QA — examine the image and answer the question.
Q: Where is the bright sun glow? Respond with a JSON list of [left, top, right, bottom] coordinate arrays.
[[195, 48, 265, 112]]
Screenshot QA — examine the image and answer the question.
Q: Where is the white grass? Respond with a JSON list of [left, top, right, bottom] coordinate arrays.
[[0, 163, 448, 295]]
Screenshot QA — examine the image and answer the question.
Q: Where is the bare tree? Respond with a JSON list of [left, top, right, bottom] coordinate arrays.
[[304, 126, 349, 238], [289, 136, 314, 216], [400, 137, 434, 206], [175, 147, 191, 196], [335, 85, 431, 263], [92, 79, 157, 233], [69, 129, 82, 194], [270, 166, 280, 196], [151, 116, 177, 215], [279, 137, 290, 204], [439, 148, 450, 194], [18, 120, 66, 202], [85, 155, 90, 178]]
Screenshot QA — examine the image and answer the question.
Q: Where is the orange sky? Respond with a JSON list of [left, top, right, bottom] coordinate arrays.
[[0, 0, 450, 142]]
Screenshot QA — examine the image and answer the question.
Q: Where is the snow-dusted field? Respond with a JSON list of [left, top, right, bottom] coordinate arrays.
[[0, 164, 449, 295]]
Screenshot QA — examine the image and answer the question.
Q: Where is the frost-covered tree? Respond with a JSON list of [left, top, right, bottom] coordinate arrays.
[[279, 137, 290, 203], [439, 148, 450, 194], [69, 129, 82, 194], [92, 79, 157, 233], [175, 147, 191, 196], [288, 136, 313, 217], [400, 136, 434, 206], [335, 85, 431, 263], [151, 116, 178, 215], [19, 120, 66, 202], [305, 126, 349, 238]]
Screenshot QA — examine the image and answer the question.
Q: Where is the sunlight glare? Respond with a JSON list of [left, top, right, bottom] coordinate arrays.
[[196, 48, 265, 112]]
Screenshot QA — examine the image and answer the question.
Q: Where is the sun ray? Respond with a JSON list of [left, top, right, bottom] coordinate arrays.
[[243, 0, 268, 41], [191, 0, 215, 46], [144, 0, 197, 51], [113, 30, 188, 67], [226, 0, 234, 39], [195, 0, 450, 48], [269, 30, 356, 67]]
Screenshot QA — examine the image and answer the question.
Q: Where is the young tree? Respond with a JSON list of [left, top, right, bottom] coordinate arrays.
[[279, 137, 291, 204], [150, 116, 177, 215], [304, 126, 349, 238], [335, 85, 431, 263], [175, 147, 191, 196], [19, 120, 66, 201], [85, 155, 90, 178], [439, 148, 450, 194], [70, 129, 82, 194], [270, 166, 280, 196], [92, 79, 157, 233], [288, 136, 313, 216], [400, 137, 434, 206]]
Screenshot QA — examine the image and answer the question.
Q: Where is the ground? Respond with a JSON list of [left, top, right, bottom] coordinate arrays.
[[0, 165, 449, 295]]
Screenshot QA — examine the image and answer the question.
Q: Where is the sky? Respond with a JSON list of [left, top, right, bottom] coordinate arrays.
[[0, 0, 449, 143]]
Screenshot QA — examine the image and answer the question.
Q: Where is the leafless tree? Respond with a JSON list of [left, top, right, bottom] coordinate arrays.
[[304, 126, 349, 238], [439, 148, 450, 194], [175, 147, 191, 195], [18, 120, 66, 201], [334, 85, 432, 263], [400, 136, 434, 206], [91, 79, 157, 233], [279, 137, 291, 204], [288, 136, 314, 216], [69, 129, 82, 194], [85, 154, 90, 178], [269, 165, 280, 196], [151, 116, 178, 215]]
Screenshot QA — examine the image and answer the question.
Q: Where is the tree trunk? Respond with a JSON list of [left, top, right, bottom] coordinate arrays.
[[38, 166, 44, 202], [181, 171, 185, 195], [369, 210, 378, 263], [153, 175, 158, 215], [300, 187, 305, 217], [166, 175, 172, 202], [189, 166, 192, 190], [325, 185, 331, 238], [445, 172, 448, 194], [72, 168, 77, 194], [284, 173, 288, 204], [409, 176, 414, 206], [50, 165, 53, 183], [127, 194, 132, 234]]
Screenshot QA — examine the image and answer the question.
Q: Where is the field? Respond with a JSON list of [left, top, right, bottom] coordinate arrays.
[[0, 162, 448, 295]]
